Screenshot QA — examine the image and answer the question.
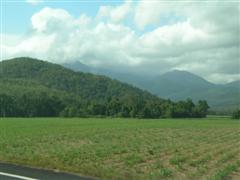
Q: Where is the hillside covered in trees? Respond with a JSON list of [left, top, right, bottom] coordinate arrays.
[[63, 61, 239, 112], [0, 57, 209, 118]]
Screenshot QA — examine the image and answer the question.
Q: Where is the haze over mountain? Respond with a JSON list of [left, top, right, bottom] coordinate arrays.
[[63, 61, 240, 111], [148, 71, 240, 111]]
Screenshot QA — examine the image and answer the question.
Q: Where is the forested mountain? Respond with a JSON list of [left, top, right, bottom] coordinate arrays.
[[147, 70, 215, 97], [63, 62, 239, 111], [147, 71, 240, 111], [0, 57, 209, 118], [1, 58, 160, 104]]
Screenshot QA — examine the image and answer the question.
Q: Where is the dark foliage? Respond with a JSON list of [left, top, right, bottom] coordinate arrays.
[[232, 109, 240, 119]]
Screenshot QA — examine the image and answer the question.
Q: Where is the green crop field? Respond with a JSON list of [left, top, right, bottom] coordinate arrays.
[[0, 117, 239, 180]]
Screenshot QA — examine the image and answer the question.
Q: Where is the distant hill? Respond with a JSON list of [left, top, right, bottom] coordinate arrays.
[[0, 57, 158, 103], [62, 61, 150, 87], [147, 70, 215, 97], [0, 57, 161, 118], [224, 80, 240, 89], [147, 70, 239, 111], [63, 62, 240, 111]]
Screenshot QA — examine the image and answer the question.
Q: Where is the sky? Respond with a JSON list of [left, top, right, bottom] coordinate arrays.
[[1, 0, 240, 84]]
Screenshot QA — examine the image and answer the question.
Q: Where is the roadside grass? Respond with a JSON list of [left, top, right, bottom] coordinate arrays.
[[0, 117, 239, 179]]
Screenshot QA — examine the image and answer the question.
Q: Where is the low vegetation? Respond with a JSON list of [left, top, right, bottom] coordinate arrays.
[[0, 117, 239, 180], [232, 109, 240, 119]]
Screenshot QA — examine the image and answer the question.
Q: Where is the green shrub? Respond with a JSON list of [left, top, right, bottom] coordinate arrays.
[[232, 109, 240, 119]]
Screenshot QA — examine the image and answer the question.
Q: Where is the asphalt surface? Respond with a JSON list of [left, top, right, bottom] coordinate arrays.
[[0, 162, 95, 180]]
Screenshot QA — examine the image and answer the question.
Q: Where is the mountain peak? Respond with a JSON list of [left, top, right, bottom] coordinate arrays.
[[164, 70, 201, 77], [158, 70, 213, 86], [148, 69, 216, 99]]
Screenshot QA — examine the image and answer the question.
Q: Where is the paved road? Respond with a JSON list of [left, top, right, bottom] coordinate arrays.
[[0, 162, 95, 180]]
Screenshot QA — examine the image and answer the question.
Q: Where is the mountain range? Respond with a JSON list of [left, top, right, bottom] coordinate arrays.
[[62, 61, 240, 111], [0, 57, 212, 118]]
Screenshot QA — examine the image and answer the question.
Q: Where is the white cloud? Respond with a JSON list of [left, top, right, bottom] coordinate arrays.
[[208, 73, 240, 84], [31, 7, 73, 33], [134, 1, 171, 29], [26, 0, 43, 5], [2, 1, 240, 83], [139, 20, 208, 53], [2, 33, 55, 60], [97, 1, 132, 23]]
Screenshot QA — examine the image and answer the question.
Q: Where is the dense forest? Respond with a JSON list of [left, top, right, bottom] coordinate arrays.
[[0, 57, 209, 118]]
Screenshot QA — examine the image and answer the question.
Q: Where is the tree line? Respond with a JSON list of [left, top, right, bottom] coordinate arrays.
[[232, 109, 240, 119], [0, 92, 209, 118]]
